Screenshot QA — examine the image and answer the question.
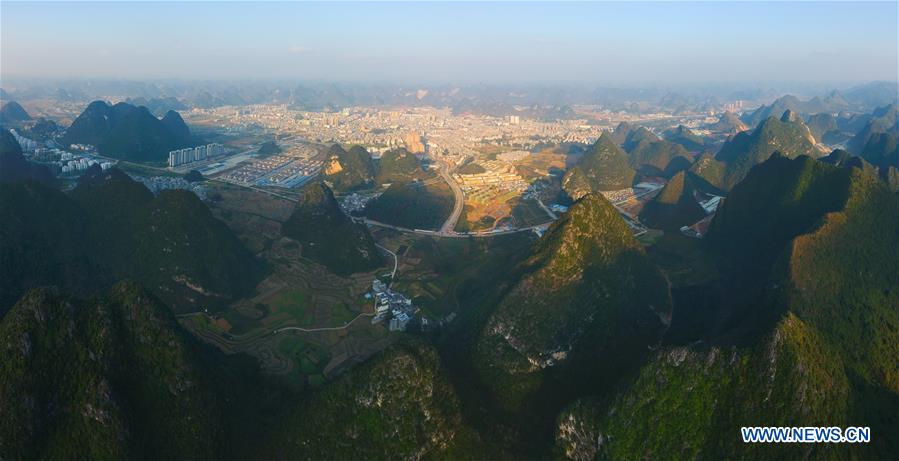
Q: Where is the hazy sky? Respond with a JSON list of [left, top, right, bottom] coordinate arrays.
[[2, 1, 897, 84]]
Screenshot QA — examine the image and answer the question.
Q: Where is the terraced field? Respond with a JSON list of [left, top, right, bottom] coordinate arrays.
[[180, 183, 395, 389]]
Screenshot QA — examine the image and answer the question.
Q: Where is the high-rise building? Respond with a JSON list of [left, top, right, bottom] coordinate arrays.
[[168, 143, 224, 167], [404, 132, 426, 154]]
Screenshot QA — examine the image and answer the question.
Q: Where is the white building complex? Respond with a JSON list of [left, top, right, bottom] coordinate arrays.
[[168, 143, 225, 168]]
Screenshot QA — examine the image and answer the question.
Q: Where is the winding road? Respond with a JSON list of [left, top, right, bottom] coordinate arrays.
[[437, 164, 466, 235], [375, 243, 398, 282]]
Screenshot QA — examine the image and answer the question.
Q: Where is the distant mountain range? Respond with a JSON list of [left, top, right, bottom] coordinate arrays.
[[3, 80, 896, 118]]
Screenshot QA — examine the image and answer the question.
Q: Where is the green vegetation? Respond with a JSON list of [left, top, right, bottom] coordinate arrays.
[[365, 180, 454, 230], [0, 101, 31, 124], [322, 144, 377, 191], [277, 336, 329, 376], [847, 104, 896, 154], [860, 132, 899, 169], [62, 101, 195, 163], [638, 171, 706, 230], [281, 182, 383, 275], [710, 111, 749, 133], [389, 232, 534, 316], [621, 126, 660, 152], [271, 288, 312, 325], [0, 169, 264, 315], [474, 193, 671, 413], [256, 140, 282, 157], [557, 154, 899, 460], [0, 129, 54, 184], [688, 153, 728, 194], [627, 138, 692, 178], [457, 162, 486, 174], [710, 111, 821, 191], [664, 125, 704, 151], [562, 132, 635, 198], [509, 197, 552, 227], [376, 147, 433, 183], [805, 112, 840, 142], [0, 282, 224, 459], [269, 341, 465, 460]]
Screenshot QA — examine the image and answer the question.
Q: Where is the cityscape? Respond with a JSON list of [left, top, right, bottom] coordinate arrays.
[[0, 1, 896, 460]]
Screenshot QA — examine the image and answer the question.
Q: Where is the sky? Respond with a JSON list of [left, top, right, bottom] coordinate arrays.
[[2, 1, 897, 84]]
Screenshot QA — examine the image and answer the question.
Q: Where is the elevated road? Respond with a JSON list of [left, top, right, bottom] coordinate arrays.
[[362, 217, 550, 238]]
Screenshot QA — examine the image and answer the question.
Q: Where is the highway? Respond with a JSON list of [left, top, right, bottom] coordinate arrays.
[[204, 156, 558, 239], [437, 163, 465, 235], [363, 217, 551, 238]]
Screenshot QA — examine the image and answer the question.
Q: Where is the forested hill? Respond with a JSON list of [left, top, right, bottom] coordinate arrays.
[[556, 154, 899, 460], [62, 101, 196, 163], [0, 168, 264, 315]]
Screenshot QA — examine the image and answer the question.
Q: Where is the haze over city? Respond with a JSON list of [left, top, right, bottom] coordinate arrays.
[[2, 1, 897, 83], [1, 2, 898, 460]]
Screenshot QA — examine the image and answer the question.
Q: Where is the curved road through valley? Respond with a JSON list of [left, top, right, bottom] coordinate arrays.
[[437, 164, 465, 235], [375, 243, 398, 281]]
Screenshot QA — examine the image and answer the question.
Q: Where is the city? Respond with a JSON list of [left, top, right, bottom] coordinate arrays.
[[0, 1, 896, 460]]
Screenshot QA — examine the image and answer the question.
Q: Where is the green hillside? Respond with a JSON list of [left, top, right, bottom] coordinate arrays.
[[281, 182, 383, 276], [0, 101, 31, 124], [805, 112, 840, 142], [627, 139, 692, 177], [711, 111, 820, 190], [322, 144, 376, 191], [0, 129, 54, 184], [256, 140, 282, 157], [0, 169, 264, 315], [0, 181, 105, 312], [365, 180, 454, 230], [664, 125, 705, 151], [269, 341, 464, 460], [687, 153, 728, 194], [376, 147, 433, 183], [556, 155, 899, 460], [847, 104, 897, 154], [0, 283, 224, 459], [474, 193, 671, 413], [608, 121, 635, 145], [860, 132, 899, 169], [638, 171, 706, 230], [62, 101, 195, 163], [710, 111, 748, 133], [621, 126, 660, 152], [562, 132, 636, 198], [72, 169, 264, 312]]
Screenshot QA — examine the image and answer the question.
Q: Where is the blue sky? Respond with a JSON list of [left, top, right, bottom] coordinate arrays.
[[2, 2, 896, 83]]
